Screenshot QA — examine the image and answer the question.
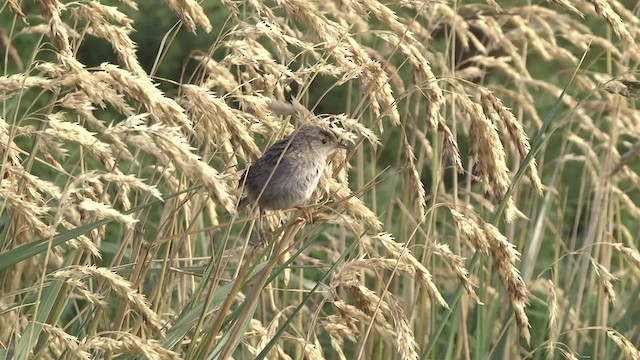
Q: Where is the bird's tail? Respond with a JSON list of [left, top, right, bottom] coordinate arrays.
[[237, 196, 251, 210]]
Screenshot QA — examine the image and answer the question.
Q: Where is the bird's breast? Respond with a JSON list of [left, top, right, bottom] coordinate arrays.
[[293, 159, 325, 200]]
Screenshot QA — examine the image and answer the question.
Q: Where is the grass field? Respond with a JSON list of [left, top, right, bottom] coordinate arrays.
[[1, 0, 640, 359]]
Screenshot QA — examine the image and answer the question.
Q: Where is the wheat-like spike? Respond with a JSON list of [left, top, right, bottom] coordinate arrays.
[[586, 0, 634, 44], [464, 96, 517, 222], [546, 280, 559, 360], [53, 266, 163, 331], [590, 259, 618, 304], [37, 0, 72, 57], [484, 223, 531, 343], [386, 293, 420, 360], [43, 324, 92, 360], [607, 330, 640, 360], [165, 0, 212, 34], [72, 2, 144, 76], [81, 333, 181, 360], [480, 89, 543, 195]]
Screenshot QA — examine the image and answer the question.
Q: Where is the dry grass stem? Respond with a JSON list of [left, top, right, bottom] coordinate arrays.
[[2, 0, 640, 358]]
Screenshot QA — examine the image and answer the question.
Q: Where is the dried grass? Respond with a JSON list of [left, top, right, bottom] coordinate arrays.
[[2, 0, 640, 358]]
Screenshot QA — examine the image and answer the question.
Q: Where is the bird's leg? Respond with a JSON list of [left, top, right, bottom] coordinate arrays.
[[295, 206, 314, 224], [256, 208, 271, 246]]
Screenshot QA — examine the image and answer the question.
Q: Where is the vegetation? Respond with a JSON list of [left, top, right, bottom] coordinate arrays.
[[1, 0, 639, 359]]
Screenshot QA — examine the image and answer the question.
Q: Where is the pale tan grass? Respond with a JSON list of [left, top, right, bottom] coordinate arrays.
[[6, 0, 27, 22], [548, 0, 585, 16], [403, 140, 427, 222], [37, 58, 135, 115], [296, 336, 326, 360], [467, 56, 524, 83], [468, 16, 530, 79], [52, 266, 163, 331], [463, 95, 517, 222], [455, 66, 486, 81], [546, 280, 559, 360], [573, 74, 599, 93], [0, 300, 27, 345], [510, 15, 578, 63], [181, 84, 261, 160], [589, 258, 618, 304], [386, 293, 420, 360], [0, 29, 22, 70], [325, 177, 383, 232], [37, 0, 72, 57], [106, 111, 237, 214], [244, 21, 315, 60], [221, 37, 302, 91], [369, 233, 448, 308], [610, 187, 640, 221], [607, 330, 640, 360], [332, 300, 397, 344], [104, 115, 170, 164], [0, 74, 52, 97], [323, 315, 357, 360], [450, 209, 490, 255], [99, 172, 163, 201], [322, 315, 359, 360], [238, 96, 295, 135], [59, 91, 124, 153], [563, 27, 623, 60], [480, 89, 543, 195], [431, 4, 473, 51], [430, 242, 480, 303], [3, 0, 640, 358], [101, 64, 192, 131], [246, 317, 287, 358], [559, 348, 580, 360], [0, 116, 30, 166], [277, 0, 398, 126], [356, 0, 448, 132], [192, 54, 241, 94], [4, 166, 62, 201], [119, 0, 138, 10], [42, 324, 91, 360], [507, 15, 553, 61], [57, 220, 100, 257], [409, 125, 434, 163], [612, 243, 640, 271], [0, 178, 54, 241], [165, 0, 212, 34], [72, 2, 144, 76], [488, 86, 543, 127], [81, 332, 181, 360], [61, 277, 106, 306], [365, 48, 407, 95], [584, 0, 634, 44], [77, 199, 138, 226], [483, 223, 530, 343], [438, 118, 464, 173], [17, 23, 82, 38], [45, 112, 117, 168]]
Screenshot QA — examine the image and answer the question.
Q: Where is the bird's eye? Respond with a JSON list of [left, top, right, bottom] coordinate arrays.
[[321, 138, 327, 144]]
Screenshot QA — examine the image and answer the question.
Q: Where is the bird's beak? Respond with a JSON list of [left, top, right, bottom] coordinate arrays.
[[335, 142, 350, 151]]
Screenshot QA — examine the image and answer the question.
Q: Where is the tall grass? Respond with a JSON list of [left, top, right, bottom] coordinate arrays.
[[1, 0, 639, 359]]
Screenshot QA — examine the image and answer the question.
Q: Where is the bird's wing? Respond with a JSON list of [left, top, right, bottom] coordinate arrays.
[[238, 168, 248, 187], [239, 134, 295, 188]]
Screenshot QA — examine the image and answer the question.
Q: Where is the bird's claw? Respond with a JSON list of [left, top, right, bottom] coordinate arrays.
[[256, 229, 272, 247], [296, 207, 314, 224]]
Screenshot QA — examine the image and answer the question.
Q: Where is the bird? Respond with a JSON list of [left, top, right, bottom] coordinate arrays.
[[237, 123, 349, 245]]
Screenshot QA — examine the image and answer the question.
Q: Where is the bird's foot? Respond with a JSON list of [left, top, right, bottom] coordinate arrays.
[[295, 207, 314, 224], [257, 229, 272, 247]]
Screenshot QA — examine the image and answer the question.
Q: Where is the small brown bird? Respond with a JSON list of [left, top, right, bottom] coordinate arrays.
[[238, 124, 348, 244]]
